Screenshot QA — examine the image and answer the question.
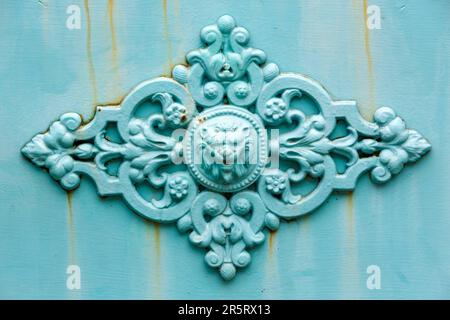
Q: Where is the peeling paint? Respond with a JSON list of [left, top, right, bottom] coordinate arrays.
[[84, 0, 98, 105]]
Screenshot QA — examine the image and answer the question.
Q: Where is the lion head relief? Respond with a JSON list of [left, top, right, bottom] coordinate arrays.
[[198, 122, 252, 184]]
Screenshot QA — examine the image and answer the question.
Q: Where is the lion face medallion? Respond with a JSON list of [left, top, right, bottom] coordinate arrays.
[[184, 106, 267, 192]]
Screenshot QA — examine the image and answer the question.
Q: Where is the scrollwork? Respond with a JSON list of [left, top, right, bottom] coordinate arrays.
[[356, 107, 431, 183], [21, 15, 431, 280], [173, 15, 278, 108], [180, 191, 266, 280], [22, 113, 83, 190]]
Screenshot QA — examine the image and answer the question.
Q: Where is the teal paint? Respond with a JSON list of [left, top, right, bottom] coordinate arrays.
[[19, 12, 430, 282], [0, 0, 448, 298]]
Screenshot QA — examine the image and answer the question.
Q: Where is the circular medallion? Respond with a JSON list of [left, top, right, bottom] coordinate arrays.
[[184, 105, 267, 192]]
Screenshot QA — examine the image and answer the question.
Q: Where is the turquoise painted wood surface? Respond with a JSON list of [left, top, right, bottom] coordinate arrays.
[[0, 0, 448, 299]]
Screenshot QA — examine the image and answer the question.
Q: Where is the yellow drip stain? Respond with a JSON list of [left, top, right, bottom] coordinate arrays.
[[107, 0, 122, 92], [268, 230, 276, 255], [362, 0, 377, 119], [96, 96, 125, 107], [363, 0, 376, 116], [66, 192, 81, 300], [83, 0, 98, 105], [266, 230, 280, 286], [343, 191, 360, 297], [107, 0, 118, 64], [146, 222, 161, 299], [153, 223, 161, 261], [362, 0, 374, 78], [350, 0, 377, 120], [346, 192, 355, 238], [81, 95, 125, 127], [66, 191, 76, 265], [162, 0, 173, 76]]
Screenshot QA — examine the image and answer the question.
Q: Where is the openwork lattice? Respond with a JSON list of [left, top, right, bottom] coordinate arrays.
[[22, 15, 431, 280]]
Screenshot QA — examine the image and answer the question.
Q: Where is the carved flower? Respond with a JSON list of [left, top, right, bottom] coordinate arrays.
[[234, 83, 249, 99], [232, 198, 251, 215], [264, 98, 287, 120], [168, 176, 189, 200], [165, 103, 187, 126], [204, 82, 219, 99], [203, 199, 221, 215], [265, 174, 286, 195]]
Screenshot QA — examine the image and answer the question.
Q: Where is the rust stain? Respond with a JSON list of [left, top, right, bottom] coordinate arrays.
[[197, 116, 206, 124], [107, 0, 118, 63], [146, 221, 161, 298], [362, 0, 376, 118], [66, 191, 76, 265], [162, 0, 174, 75], [96, 96, 124, 107], [82, 96, 124, 126], [83, 0, 98, 105], [152, 222, 161, 260], [344, 190, 360, 296], [107, 0, 122, 92], [350, 0, 377, 120], [362, 0, 374, 77], [268, 230, 276, 254], [346, 191, 355, 238], [266, 230, 280, 285]]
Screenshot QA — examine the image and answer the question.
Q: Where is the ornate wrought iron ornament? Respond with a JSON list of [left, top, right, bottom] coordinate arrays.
[[22, 15, 431, 280]]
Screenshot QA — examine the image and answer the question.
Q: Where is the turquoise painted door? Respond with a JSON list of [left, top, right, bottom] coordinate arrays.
[[1, 0, 448, 299]]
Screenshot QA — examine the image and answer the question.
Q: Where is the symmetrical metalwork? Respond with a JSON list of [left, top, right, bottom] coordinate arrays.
[[22, 15, 431, 280]]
